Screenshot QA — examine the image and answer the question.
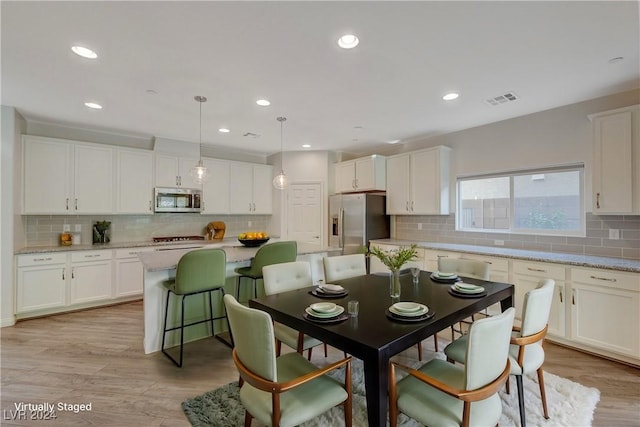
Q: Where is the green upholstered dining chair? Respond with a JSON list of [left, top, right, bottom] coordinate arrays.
[[322, 253, 367, 283], [161, 248, 228, 367], [223, 294, 353, 427], [437, 257, 492, 344], [389, 307, 515, 427], [235, 241, 297, 303], [262, 261, 328, 360], [444, 279, 555, 427]]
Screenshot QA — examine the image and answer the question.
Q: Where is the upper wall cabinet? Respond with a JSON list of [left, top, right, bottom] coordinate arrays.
[[116, 148, 154, 214], [155, 154, 201, 188], [386, 146, 451, 215], [201, 157, 230, 214], [229, 162, 273, 214], [589, 105, 640, 215], [335, 155, 386, 193], [23, 136, 114, 214]]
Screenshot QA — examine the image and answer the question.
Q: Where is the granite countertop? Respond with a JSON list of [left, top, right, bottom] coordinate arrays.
[[138, 241, 339, 272], [371, 239, 640, 273]]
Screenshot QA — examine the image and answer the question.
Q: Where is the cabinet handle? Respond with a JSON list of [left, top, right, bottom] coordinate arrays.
[[66, 198, 69, 210], [354, 178, 358, 189], [406, 201, 409, 211], [62, 268, 65, 280], [149, 201, 152, 211], [71, 268, 75, 279], [527, 267, 546, 273], [589, 275, 617, 283], [411, 201, 414, 211], [253, 202, 256, 211], [33, 257, 53, 262], [75, 198, 78, 210], [352, 179, 356, 189], [572, 289, 575, 305], [559, 288, 563, 303], [84, 254, 99, 258], [596, 192, 600, 209]]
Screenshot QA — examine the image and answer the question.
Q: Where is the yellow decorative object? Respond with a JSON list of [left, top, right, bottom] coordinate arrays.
[[60, 232, 73, 246], [207, 221, 226, 240]]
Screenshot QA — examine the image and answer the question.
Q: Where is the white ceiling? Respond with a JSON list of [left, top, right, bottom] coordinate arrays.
[[2, 1, 639, 157]]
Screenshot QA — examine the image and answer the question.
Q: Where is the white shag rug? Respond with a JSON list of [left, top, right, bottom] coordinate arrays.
[[183, 354, 600, 427]]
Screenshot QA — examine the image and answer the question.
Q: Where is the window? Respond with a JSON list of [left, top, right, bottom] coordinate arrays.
[[456, 164, 584, 236]]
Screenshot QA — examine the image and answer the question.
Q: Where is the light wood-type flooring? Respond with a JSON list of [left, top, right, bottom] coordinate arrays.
[[1, 301, 638, 426]]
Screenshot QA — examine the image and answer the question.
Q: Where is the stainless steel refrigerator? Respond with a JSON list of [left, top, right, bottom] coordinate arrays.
[[329, 193, 390, 259]]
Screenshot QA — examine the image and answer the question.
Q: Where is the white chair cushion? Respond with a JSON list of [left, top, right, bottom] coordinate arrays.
[[240, 352, 348, 427], [508, 342, 545, 375], [396, 359, 502, 427], [323, 254, 367, 283]]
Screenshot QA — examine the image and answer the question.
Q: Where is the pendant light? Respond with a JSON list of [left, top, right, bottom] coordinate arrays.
[[273, 116, 288, 190], [189, 95, 210, 184]]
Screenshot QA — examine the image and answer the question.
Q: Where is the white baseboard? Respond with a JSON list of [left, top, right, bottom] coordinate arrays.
[[1, 316, 16, 327]]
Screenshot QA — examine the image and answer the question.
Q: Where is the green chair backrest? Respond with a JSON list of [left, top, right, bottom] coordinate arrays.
[[465, 307, 515, 390], [174, 248, 227, 294], [244, 240, 298, 276], [223, 294, 277, 382]]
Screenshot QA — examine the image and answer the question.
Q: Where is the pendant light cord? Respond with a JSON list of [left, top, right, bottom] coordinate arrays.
[[277, 116, 286, 173]]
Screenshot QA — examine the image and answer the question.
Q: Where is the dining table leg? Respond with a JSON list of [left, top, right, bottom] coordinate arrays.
[[363, 353, 389, 427]]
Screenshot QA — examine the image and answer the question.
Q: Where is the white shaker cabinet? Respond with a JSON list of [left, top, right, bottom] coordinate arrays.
[[116, 148, 154, 214], [570, 267, 640, 359], [229, 162, 272, 214], [23, 136, 114, 214], [335, 155, 386, 193], [512, 260, 566, 338], [15, 253, 68, 315], [69, 250, 113, 304], [589, 105, 640, 214], [114, 247, 154, 298], [201, 158, 230, 214], [155, 154, 201, 188], [386, 146, 451, 215]]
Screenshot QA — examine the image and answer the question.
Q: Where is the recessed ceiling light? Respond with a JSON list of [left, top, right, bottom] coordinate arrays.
[[442, 92, 459, 101], [71, 45, 97, 59], [387, 139, 401, 144], [84, 102, 102, 109], [256, 99, 271, 106], [338, 34, 359, 49], [218, 128, 230, 133], [302, 144, 311, 148]]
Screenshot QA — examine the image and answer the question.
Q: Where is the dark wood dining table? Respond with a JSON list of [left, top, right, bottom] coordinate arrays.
[[249, 270, 514, 427]]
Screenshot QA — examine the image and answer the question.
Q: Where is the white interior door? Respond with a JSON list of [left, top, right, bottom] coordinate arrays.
[[287, 183, 322, 248]]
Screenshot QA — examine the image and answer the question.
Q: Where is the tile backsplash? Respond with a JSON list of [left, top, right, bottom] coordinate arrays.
[[23, 214, 271, 247], [394, 213, 640, 260]]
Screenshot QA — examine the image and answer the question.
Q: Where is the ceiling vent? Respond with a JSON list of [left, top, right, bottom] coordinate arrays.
[[243, 132, 260, 138], [485, 92, 519, 106]]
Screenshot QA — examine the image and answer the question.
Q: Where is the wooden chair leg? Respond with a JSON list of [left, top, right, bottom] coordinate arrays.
[[505, 375, 510, 394], [537, 368, 550, 419], [244, 410, 252, 427], [324, 343, 328, 357], [307, 347, 313, 361], [388, 363, 398, 427], [433, 334, 439, 352], [416, 343, 422, 361], [344, 361, 352, 427]]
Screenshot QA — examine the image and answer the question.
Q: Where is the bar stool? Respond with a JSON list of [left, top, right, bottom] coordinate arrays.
[[161, 248, 228, 367], [234, 241, 297, 303]]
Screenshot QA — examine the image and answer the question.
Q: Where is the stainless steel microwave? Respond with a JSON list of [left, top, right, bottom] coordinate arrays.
[[154, 187, 202, 213]]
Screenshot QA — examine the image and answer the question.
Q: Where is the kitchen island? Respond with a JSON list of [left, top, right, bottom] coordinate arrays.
[[138, 241, 340, 354]]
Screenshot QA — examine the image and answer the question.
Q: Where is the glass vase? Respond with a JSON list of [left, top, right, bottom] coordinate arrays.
[[389, 269, 401, 298]]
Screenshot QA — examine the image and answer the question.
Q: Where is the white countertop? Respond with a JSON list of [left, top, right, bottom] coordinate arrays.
[[371, 239, 640, 273]]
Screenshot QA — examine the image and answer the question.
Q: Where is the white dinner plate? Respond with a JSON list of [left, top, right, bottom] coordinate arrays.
[[392, 302, 423, 313], [310, 302, 337, 313], [451, 283, 485, 294], [319, 284, 345, 293], [305, 305, 344, 318], [388, 304, 428, 317], [433, 271, 458, 279]]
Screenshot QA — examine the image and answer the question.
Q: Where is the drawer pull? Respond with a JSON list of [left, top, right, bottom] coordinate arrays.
[[559, 288, 563, 303], [33, 257, 53, 262], [572, 289, 576, 305], [84, 254, 99, 258], [62, 268, 65, 280], [527, 267, 546, 273], [71, 268, 75, 279], [589, 275, 617, 282], [596, 192, 601, 209]]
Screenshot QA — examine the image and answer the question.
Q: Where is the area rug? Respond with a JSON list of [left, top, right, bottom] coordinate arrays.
[[183, 358, 600, 427]]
